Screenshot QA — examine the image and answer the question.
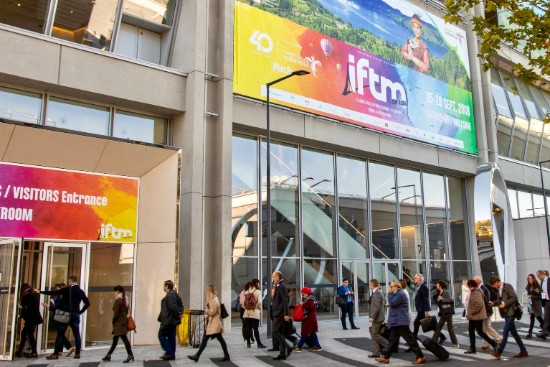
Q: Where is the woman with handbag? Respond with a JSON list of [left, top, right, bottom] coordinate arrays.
[[42, 283, 74, 357], [525, 274, 544, 339], [15, 283, 43, 358], [431, 280, 459, 348], [294, 287, 322, 352], [464, 279, 498, 354], [188, 285, 230, 362], [243, 279, 265, 348], [102, 285, 134, 363]]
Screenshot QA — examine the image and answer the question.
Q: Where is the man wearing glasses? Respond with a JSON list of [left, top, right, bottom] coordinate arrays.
[[376, 281, 425, 365]]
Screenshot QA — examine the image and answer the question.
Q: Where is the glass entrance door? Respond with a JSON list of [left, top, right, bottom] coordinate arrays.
[[0, 239, 22, 360], [341, 260, 369, 317], [38, 242, 87, 353], [372, 261, 400, 295]]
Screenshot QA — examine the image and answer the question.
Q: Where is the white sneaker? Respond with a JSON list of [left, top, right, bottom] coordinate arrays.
[[452, 344, 460, 349]]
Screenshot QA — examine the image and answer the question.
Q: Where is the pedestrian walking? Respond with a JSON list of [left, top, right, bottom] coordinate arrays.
[[525, 273, 544, 339], [473, 276, 502, 351], [38, 275, 90, 360], [271, 271, 294, 360], [536, 270, 550, 339], [157, 280, 183, 360], [489, 275, 528, 359], [375, 280, 426, 365], [461, 279, 470, 319], [431, 280, 458, 348], [409, 273, 430, 350], [102, 285, 134, 363], [242, 279, 265, 348], [368, 279, 388, 358], [42, 283, 74, 357], [294, 287, 322, 352], [15, 283, 42, 359], [239, 282, 254, 345], [187, 285, 230, 362], [337, 278, 359, 330], [464, 279, 498, 354]]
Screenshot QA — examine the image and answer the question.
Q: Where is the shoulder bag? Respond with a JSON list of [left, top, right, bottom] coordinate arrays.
[[53, 286, 71, 324], [127, 304, 137, 332], [292, 303, 305, 322], [220, 303, 229, 319]]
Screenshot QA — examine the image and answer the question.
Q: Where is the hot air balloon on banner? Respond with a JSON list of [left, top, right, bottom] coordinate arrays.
[[320, 38, 333, 59]]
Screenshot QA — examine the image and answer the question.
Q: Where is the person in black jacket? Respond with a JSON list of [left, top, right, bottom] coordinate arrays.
[[158, 280, 183, 360], [15, 283, 43, 358], [271, 271, 293, 361], [431, 280, 458, 348], [410, 273, 430, 341], [37, 275, 90, 360], [42, 283, 74, 357]]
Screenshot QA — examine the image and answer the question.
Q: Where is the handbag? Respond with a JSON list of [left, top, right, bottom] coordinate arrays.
[[53, 309, 70, 324], [292, 303, 305, 322], [335, 296, 347, 306], [420, 315, 437, 333], [220, 303, 229, 319], [127, 315, 137, 332], [440, 300, 455, 316], [513, 301, 523, 320]]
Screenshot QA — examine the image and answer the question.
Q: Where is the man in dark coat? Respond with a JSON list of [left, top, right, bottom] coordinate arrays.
[[271, 271, 293, 360], [157, 280, 183, 360], [411, 273, 430, 340], [38, 275, 90, 360], [376, 280, 426, 365], [536, 270, 550, 339]]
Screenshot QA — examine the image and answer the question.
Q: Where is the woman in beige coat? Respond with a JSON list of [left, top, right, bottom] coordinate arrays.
[[464, 279, 497, 354], [188, 285, 230, 362], [243, 279, 266, 348]]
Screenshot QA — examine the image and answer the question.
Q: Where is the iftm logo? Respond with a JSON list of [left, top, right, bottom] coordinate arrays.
[[99, 223, 133, 240]]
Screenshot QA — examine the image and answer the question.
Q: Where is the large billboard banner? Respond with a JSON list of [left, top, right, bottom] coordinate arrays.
[[234, 1, 477, 154], [0, 163, 139, 242]]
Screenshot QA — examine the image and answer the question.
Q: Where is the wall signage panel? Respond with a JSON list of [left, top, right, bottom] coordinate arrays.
[[234, 1, 477, 154], [0, 162, 138, 242]]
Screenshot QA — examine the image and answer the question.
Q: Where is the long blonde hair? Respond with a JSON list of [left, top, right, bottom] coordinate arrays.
[[207, 285, 217, 303]]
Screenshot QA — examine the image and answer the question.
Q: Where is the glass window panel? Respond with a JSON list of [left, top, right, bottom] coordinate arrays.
[[533, 193, 545, 217], [529, 86, 550, 117], [46, 97, 110, 135], [231, 257, 258, 315], [0, 86, 42, 124], [508, 189, 519, 219], [501, 72, 527, 119], [429, 261, 450, 311], [51, 0, 118, 50], [452, 261, 472, 308], [86, 243, 134, 347], [261, 141, 299, 257], [491, 69, 512, 118], [301, 148, 336, 258], [0, 0, 49, 34], [261, 257, 300, 320], [447, 177, 470, 260], [423, 173, 448, 260], [540, 124, 550, 164], [122, 0, 176, 26], [303, 259, 337, 317], [509, 117, 529, 161], [517, 191, 534, 218], [397, 168, 424, 260], [336, 156, 368, 259], [516, 80, 541, 120], [525, 118, 543, 164], [232, 136, 259, 257], [496, 115, 513, 157], [113, 110, 166, 144], [369, 162, 398, 259]]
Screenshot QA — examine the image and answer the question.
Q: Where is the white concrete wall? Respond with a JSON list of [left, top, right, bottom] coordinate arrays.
[[514, 217, 550, 292]]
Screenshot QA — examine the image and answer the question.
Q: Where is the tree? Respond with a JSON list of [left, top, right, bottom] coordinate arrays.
[[444, 0, 549, 97]]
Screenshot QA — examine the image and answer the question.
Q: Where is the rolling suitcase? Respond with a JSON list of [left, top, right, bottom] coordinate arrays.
[[417, 336, 449, 361]]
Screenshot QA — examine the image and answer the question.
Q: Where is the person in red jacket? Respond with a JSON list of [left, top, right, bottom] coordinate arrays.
[[294, 287, 322, 352]]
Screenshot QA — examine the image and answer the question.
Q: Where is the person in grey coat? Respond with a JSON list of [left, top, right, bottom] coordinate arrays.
[[525, 274, 543, 338], [368, 279, 388, 358]]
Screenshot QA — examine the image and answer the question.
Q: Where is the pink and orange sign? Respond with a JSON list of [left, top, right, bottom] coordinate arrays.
[[0, 163, 138, 242]]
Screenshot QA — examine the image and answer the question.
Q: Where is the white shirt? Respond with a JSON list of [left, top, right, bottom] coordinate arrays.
[[542, 277, 549, 300]]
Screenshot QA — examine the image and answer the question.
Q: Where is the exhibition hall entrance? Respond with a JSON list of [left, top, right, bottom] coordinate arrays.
[[0, 239, 22, 360], [340, 260, 370, 317]]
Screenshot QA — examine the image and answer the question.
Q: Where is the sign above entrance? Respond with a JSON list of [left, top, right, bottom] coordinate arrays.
[[0, 163, 138, 242]]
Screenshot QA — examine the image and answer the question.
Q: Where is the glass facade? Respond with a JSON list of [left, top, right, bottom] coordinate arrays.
[[0, 86, 42, 124], [231, 135, 472, 321], [508, 187, 550, 220]]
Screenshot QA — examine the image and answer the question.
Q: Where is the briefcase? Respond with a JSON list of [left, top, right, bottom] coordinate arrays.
[[420, 315, 437, 333]]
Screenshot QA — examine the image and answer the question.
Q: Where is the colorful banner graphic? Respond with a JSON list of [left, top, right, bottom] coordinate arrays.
[[234, 1, 477, 154], [0, 163, 138, 242]]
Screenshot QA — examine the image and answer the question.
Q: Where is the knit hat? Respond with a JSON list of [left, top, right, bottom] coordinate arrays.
[[301, 287, 312, 295]]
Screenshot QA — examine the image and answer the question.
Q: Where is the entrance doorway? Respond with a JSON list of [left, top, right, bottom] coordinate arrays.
[[38, 242, 87, 353], [341, 260, 369, 317], [0, 239, 22, 360]]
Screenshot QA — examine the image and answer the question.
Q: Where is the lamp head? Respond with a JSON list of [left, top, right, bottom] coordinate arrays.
[[292, 70, 310, 76]]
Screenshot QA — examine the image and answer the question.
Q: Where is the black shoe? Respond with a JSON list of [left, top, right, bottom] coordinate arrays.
[[267, 347, 278, 352], [525, 334, 533, 339], [368, 353, 380, 358], [123, 355, 134, 363], [161, 355, 175, 360], [25, 352, 38, 358], [14, 351, 22, 358], [188, 355, 199, 362], [46, 354, 59, 360], [257, 344, 266, 348], [439, 335, 447, 343], [219, 356, 230, 362], [343, 327, 348, 330], [247, 344, 251, 348], [536, 333, 547, 340], [286, 345, 293, 357], [351, 326, 360, 330], [404, 348, 412, 353], [273, 355, 286, 360], [464, 349, 476, 354], [102, 354, 111, 361], [74, 353, 80, 359]]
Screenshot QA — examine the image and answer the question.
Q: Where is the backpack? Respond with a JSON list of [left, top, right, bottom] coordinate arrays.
[[243, 291, 257, 310]]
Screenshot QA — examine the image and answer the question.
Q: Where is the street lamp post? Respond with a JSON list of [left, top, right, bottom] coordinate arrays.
[[265, 70, 309, 338], [538, 159, 550, 254]]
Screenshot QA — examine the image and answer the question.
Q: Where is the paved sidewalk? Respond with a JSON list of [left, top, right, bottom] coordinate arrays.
[[4, 317, 550, 366]]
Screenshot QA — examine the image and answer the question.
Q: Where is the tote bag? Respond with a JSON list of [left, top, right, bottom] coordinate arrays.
[[292, 304, 305, 322]]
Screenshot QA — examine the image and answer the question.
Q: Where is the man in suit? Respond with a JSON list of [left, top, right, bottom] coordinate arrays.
[[489, 275, 528, 359], [337, 278, 359, 330], [410, 273, 430, 342], [536, 270, 550, 339], [368, 279, 388, 358], [271, 271, 293, 360]]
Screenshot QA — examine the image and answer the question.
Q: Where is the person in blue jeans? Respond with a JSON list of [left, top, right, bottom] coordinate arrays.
[[488, 275, 528, 359], [337, 279, 359, 330], [158, 280, 183, 360]]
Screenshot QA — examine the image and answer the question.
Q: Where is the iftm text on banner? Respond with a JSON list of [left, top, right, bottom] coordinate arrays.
[[0, 163, 138, 242], [234, 2, 477, 154]]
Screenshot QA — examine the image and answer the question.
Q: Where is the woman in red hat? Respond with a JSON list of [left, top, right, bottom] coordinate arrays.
[[294, 287, 322, 352]]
